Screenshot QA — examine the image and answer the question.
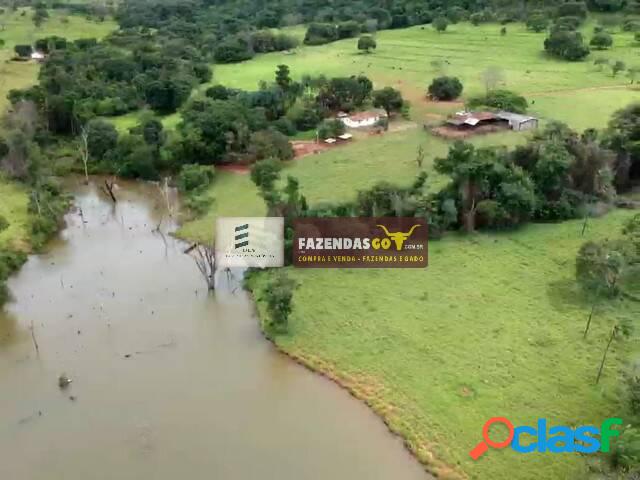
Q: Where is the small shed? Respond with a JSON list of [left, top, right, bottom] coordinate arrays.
[[496, 111, 539, 131]]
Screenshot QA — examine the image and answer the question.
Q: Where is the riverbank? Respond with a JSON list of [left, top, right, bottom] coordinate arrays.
[[0, 180, 430, 480], [244, 209, 639, 480]]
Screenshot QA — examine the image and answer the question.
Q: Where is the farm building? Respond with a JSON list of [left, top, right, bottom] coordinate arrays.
[[338, 110, 387, 128], [496, 111, 539, 131], [434, 110, 538, 138]]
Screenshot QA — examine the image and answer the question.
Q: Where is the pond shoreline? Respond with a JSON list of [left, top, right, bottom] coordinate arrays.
[[244, 284, 450, 480]]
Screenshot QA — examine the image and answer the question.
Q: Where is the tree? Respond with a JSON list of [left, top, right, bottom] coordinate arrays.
[[467, 90, 528, 114], [372, 87, 404, 117], [317, 119, 345, 140], [526, 14, 549, 32], [433, 17, 449, 33], [32, 6, 48, 27], [248, 129, 294, 161], [590, 31, 613, 49], [14, 44, 32, 58], [275, 64, 291, 91], [576, 239, 633, 297], [264, 272, 297, 334], [596, 319, 633, 384], [250, 158, 283, 198], [86, 119, 119, 162], [428, 76, 463, 101], [357, 35, 376, 53], [142, 118, 165, 158], [544, 30, 590, 61], [0, 137, 8, 158], [605, 103, 640, 191], [480, 66, 505, 93], [416, 145, 425, 168], [612, 60, 626, 77]]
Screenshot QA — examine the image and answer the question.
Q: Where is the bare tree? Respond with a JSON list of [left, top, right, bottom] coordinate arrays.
[[187, 244, 216, 290], [416, 144, 425, 168], [481, 66, 505, 93], [79, 125, 89, 184]]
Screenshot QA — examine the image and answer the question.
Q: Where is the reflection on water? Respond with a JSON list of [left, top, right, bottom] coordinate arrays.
[[0, 178, 430, 480]]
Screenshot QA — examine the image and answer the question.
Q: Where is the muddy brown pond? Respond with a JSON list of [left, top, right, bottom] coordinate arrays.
[[0, 179, 430, 480]]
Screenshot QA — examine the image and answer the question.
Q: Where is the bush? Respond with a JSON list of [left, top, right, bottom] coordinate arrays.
[[248, 129, 294, 161], [467, 89, 528, 113], [433, 17, 449, 32], [610, 427, 640, 470], [357, 35, 377, 53], [428, 76, 463, 101], [271, 117, 297, 136], [317, 119, 345, 139], [590, 31, 613, 49], [304, 23, 338, 45], [177, 164, 215, 193], [526, 13, 549, 32], [264, 272, 297, 334], [544, 30, 590, 61]]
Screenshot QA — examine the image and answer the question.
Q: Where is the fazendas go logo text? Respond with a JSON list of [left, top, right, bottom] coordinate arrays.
[[469, 417, 623, 460]]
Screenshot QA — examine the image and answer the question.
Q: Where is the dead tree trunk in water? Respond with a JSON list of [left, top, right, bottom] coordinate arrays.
[[103, 178, 117, 203], [191, 244, 216, 290]]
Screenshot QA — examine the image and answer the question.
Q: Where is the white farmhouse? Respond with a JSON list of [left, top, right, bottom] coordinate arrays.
[[339, 110, 387, 129]]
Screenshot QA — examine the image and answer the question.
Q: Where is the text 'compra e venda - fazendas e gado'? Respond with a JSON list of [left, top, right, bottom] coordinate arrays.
[[296, 255, 426, 263]]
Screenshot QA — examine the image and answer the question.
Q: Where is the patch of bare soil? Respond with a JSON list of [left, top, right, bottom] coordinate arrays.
[[291, 140, 332, 158]]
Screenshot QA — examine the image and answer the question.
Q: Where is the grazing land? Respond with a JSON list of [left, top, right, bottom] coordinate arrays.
[[0, 175, 29, 250], [212, 22, 639, 127], [247, 209, 639, 480], [0, 8, 116, 116]]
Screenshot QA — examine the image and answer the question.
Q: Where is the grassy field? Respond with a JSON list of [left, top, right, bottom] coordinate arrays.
[[0, 8, 116, 115], [175, 127, 529, 242], [212, 22, 639, 129], [247, 209, 639, 480], [0, 175, 30, 251]]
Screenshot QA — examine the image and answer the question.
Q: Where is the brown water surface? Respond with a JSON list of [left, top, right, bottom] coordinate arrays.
[[0, 179, 430, 480]]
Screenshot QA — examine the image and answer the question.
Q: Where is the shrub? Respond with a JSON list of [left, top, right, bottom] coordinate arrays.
[[428, 76, 463, 101], [357, 35, 377, 53], [544, 30, 590, 61], [526, 13, 549, 32], [317, 119, 345, 139], [467, 89, 528, 113], [433, 17, 449, 32], [610, 427, 640, 470], [177, 164, 215, 193], [271, 117, 297, 136], [590, 31, 613, 49], [264, 272, 297, 334], [248, 129, 294, 161]]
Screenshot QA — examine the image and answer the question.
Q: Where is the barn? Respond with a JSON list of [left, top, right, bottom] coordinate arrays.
[[496, 111, 539, 131]]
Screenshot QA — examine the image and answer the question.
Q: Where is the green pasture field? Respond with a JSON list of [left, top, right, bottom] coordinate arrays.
[[0, 175, 30, 251], [0, 8, 116, 115], [212, 22, 639, 127], [247, 209, 639, 480]]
